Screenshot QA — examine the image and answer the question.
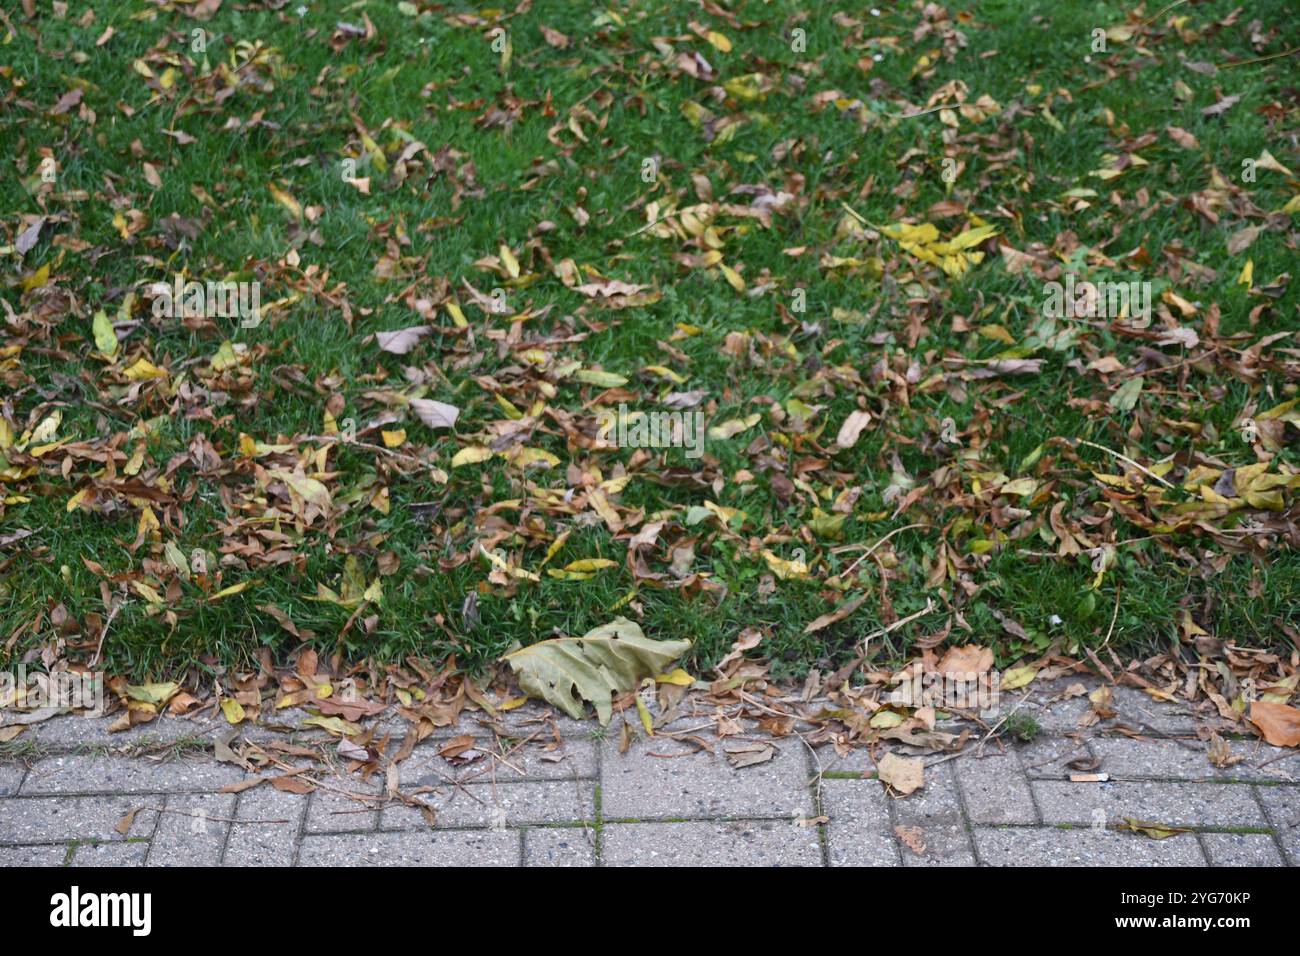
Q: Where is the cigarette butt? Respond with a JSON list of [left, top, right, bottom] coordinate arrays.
[[1070, 772, 1109, 783]]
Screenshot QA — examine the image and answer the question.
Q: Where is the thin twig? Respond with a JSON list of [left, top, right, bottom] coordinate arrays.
[[1074, 438, 1174, 488], [832, 523, 930, 580], [1221, 45, 1300, 69], [139, 805, 290, 825], [1099, 583, 1122, 651]]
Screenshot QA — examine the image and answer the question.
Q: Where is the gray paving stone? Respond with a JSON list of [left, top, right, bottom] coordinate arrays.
[[1108, 686, 1200, 734], [601, 735, 812, 819], [1022, 693, 1094, 733], [523, 826, 597, 866], [1200, 831, 1286, 867], [955, 752, 1037, 824], [304, 784, 381, 833], [71, 842, 149, 866], [297, 829, 519, 866], [975, 826, 1207, 866], [398, 737, 596, 786], [21, 754, 246, 794], [0, 843, 68, 866], [601, 821, 821, 866], [890, 761, 976, 866], [1090, 736, 1218, 780], [1253, 785, 1300, 865], [1017, 734, 1096, 778], [223, 787, 306, 866], [381, 780, 594, 830], [810, 743, 878, 776], [486, 702, 594, 739], [147, 793, 235, 867], [26, 713, 223, 749], [1218, 742, 1300, 783], [822, 779, 901, 866], [0, 764, 24, 796], [0, 796, 156, 843], [1032, 780, 1267, 828]]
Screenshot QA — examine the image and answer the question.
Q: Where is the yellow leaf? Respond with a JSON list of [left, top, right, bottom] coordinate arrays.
[[1238, 259, 1253, 287], [562, 558, 617, 573], [208, 580, 251, 602], [718, 262, 745, 291], [707, 414, 760, 440], [21, 263, 50, 291], [452, 445, 493, 468], [268, 182, 303, 220], [762, 549, 811, 580], [705, 31, 731, 52], [499, 244, 521, 279], [506, 446, 561, 469], [131, 581, 165, 605], [29, 410, 61, 445], [1002, 665, 1038, 690], [546, 568, 595, 581], [480, 543, 541, 581], [269, 469, 331, 508], [126, 682, 179, 706], [92, 309, 119, 358], [635, 694, 655, 736], [124, 358, 167, 381], [574, 368, 628, 388], [654, 668, 694, 686], [381, 429, 406, 448], [540, 530, 571, 569], [723, 73, 765, 101], [221, 697, 246, 724], [301, 715, 361, 737]]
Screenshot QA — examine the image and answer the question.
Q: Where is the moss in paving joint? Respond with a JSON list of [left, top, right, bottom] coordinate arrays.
[[591, 783, 603, 865], [0, 738, 48, 765], [1004, 712, 1041, 743]]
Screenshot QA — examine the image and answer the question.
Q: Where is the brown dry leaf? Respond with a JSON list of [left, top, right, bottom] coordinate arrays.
[[438, 734, 478, 759], [1249, 701, 1300, 747], [1226, 225, 1262, 256], [936, 644, 994, 676], [1206, 732, 1243, 768], [876, 752, 924, 795], [716, 627, 764, 670], [115, 808, 139, 836], [270, 774, 315, 794], [895, 824, 927, 855], [1121, 817, 1191, 840], [1200, 94, 1240, 117], [835, 409, 873, 449], [376, 325, 431, 354], [410, 399, 460, 429], [724, 741, 776, 768], [803, 592, 867, 635]]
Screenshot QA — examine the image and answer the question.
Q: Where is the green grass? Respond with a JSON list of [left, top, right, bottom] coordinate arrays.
[[1, 0, 1297, 685]]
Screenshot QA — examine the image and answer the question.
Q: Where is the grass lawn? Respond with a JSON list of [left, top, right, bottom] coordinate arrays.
[[1, 0, 1298, 688]]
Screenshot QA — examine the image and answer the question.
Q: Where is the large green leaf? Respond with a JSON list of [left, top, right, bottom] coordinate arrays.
[[501, 618, 691, 724]]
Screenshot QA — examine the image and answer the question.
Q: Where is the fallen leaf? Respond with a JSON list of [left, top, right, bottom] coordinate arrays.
[[1249, 701, 1300, 747], [876, 752, 924, 795]]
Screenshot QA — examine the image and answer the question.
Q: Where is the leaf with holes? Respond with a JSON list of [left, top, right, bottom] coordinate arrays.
[[501, 618, 690, 724]]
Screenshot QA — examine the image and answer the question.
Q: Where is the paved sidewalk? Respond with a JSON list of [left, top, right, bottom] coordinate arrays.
[[0, 678, 1295, 867]]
